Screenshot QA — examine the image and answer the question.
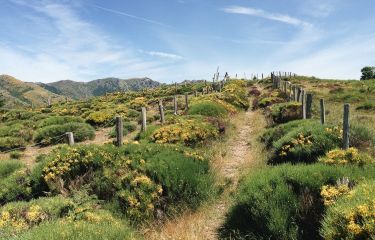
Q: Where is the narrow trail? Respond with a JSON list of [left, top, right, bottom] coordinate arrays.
[[145, 108, 266, 240]]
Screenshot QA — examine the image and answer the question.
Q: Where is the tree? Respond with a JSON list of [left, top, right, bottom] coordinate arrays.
[[360, 66, 375, 80]]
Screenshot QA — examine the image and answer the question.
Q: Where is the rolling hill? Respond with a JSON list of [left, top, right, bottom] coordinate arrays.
[[38, 77, 161, 100], [0, 75, 66, 108]]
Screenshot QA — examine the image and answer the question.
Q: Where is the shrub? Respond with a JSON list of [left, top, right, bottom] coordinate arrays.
[[220, 164, 375, 240], [151, 117, 219, 146], [85, 110, 114, 126], [0, 166, 31, 203], [108, 121, 137, 138], [0, 160, 23, 178], [270, 102, 302, 124], [320, 181, 375, 239], [0, 196, 74, 238], [221, 80, 250, 110], [188, 101, 228, 117], [249, 87, 261, 96], [350, 124, 375, 154], [37, 116, 84, 128], [257, 96, 285, 108], [38, 144, 214, 223], [0, 123, 33, 142], [318, 148, 374, 166], [356, 101, 375, 111], [0, 137, 26, 152], [10, 216, 139, 240], [33, 122, 95, 145], [136, 124, 161, 141], [261, 120, 315, 148], [270, 123, 342, 164], [10, 151, 23, 159]]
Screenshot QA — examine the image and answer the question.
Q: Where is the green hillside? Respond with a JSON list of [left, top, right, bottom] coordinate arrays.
[[0, 75, 66, 108], [38, 77, 161, 100]]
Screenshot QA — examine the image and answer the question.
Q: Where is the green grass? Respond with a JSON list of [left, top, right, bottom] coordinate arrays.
[[188, 101, 228, 117]]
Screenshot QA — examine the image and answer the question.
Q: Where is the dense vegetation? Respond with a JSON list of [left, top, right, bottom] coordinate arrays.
[[221, 77, 375, 240]]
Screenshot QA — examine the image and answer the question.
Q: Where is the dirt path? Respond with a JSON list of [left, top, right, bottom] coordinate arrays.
[[144, 108, 266, 240]]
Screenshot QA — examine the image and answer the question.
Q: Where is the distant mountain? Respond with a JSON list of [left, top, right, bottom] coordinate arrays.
[[38, 77, 161, 100], [0, 75, 65, 108]]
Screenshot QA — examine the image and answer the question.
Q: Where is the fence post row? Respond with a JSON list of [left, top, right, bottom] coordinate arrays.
[[115, 116, 123, 147], [141, 107, 147, 132], [320, 99, 326, 124], [66, 132, 74, 146], [343, 104, 350, 150], [158, 100, 165, 124]]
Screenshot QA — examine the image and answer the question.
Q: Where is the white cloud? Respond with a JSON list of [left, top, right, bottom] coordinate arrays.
[[222, 5, 312, 27], [146, 51, 184, 60], [0, 0, 171, 83]]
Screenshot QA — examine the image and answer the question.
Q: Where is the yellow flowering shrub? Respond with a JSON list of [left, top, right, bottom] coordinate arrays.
[[128, 97, 148, 110], [321, 184, 351, 206], [279, 132, 313, 157], [319, 147, 374, 166], [321, 181, 375, 239], [151, 118, 219, 145], [86, 110, 114, 125]]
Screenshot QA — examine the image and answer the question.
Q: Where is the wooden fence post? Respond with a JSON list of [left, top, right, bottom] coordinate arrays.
[[306, 93, 313, 119], [174, 96, 178, 115], [141, 107, 147, 132], [297, 88, 302, 102], [66, 132, 74, 146], [47, 97, 51, 107], [194, 91, 198, 97], [158, 100, 165, 124], [185, 93, 189, 111], [115, 116, 123, 147], [320, 99, 326, 124], [301, 90, 306, 119], [343, 104, 350, 150]]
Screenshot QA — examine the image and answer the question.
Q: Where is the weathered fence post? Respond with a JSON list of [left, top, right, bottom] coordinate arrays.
[[320, 99, 326, 124], [141, 107, 147, 132], [297, 88, 302, 102], [194, 91, 198, 97], [66, 132, 74, 146], [47, 97, 51, 107], [301, 90, 306, 119], [158, 100, 165, 124], [115, 116, 123, 147], [174, 82, 177, 94], [174, 96, 178, 115], [343, 104, 350, 150], [185, 93, 189, 110], [306, 93, 313, 119]]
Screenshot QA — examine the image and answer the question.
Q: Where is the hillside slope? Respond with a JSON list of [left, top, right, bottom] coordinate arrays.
[[39, 77, 161, 99], [0, 75, 65, 108]]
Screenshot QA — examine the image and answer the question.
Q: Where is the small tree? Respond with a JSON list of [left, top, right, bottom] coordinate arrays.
[[360, 66, 375, 80]]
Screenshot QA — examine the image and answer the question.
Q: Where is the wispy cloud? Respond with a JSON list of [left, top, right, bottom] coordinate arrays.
[[222, 5, 311, 27], [146, 51, 184, 60], [0, 0, 171, 82], [91, 4, 169, 27]]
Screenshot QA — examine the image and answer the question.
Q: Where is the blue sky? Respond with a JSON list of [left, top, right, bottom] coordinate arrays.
[[1, 0, 374, 83]]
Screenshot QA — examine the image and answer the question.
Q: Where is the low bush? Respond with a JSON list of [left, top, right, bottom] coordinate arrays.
[[37, 116, 84, 128], [318, 148, 374, 166], [0, 137, 26, 152], [151, 117, 219, 146], [320, 180, 375, 240], [0, 165, 31, 203], [37, 143, 214, 223], [356, 101, 375, 111], [221, 80, 250, 110], [350, 124, 375, 154], [33, 122, 95, 145], [9, 151, 23, 159], [269, 102, 302, 124], [188, 101, 228, 117], [0, 160, 23, 178], [10, 216, 139, 240], [261, 120, 315, 148], [136, 124, 161, 141], [270, 122, 342, 164], [220, 164, 375, 240], [0, 123, 33, 142], [108, 121, 137, 138], [0, 196, 74, 238], [85, 110, 115, 126], [257, 96, 285, 108]]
